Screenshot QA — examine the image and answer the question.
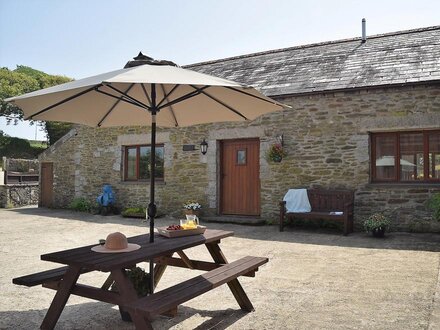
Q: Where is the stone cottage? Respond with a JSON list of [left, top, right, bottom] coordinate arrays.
[[40, 25, 440, 232]]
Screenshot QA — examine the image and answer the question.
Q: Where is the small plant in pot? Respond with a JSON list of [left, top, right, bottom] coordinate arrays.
[[183, 200, 201, 216], [363, 213, 391, 238], [111, 266, 150, 322]]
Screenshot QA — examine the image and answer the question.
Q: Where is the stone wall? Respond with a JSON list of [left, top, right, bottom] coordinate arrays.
[[3, 157, 39, 173], [0, 184, 39, 207], [40, 84, 440, 232]]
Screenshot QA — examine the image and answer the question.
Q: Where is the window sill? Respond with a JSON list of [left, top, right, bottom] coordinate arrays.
[[120, 181, 166, 185], [367, 182, 440, 188]]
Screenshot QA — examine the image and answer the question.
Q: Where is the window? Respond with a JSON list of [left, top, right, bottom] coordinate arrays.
[[124, 145, 164, 181], [371, 131, 440, 183]]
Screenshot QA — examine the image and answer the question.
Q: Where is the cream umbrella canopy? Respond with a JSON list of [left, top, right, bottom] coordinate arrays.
[[6, 53, 287, 292]]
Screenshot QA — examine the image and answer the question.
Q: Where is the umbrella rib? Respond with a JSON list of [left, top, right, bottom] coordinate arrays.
[[103, 84, 151, 110], [95, 88, 148, 109], [159, 84, 178, 127], [97, 84, 135, 127], [190, 85, 248, 120], [25, 85, 98, 120], [141, 84, 152, 107], [157, 84, 179, 108], [157, 87, 208, 111], [225, 86, 286, 107]]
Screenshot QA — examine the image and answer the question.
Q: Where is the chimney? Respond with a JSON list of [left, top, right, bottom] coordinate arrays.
[[361, 18, 366, 43]]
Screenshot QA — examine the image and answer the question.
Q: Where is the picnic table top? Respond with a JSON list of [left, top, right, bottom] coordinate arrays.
[[41, 229, 234, 272]]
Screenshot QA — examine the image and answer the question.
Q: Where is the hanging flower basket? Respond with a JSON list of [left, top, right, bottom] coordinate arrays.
[[267, 143, 287, 163]]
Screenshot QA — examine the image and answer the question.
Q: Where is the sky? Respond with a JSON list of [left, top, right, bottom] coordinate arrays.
[[0, 0, 439, 140]]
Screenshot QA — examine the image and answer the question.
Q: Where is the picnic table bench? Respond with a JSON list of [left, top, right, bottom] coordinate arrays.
[[125, 256, 267, 328], [280, 189, 354, 235], [12, 229, 268, 330]]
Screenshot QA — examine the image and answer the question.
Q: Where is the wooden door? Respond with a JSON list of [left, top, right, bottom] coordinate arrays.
[[40, 162, 53, 207], [220, 139, 260, 215]]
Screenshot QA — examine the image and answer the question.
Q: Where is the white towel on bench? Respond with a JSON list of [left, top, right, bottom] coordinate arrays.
[[283, 189, 312, 213]]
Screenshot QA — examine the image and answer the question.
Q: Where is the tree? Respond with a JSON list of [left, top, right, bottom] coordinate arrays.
[[0, 66, 74, 144]]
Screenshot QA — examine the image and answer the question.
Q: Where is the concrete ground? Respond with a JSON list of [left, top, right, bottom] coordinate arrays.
[[0, 207, 439, 330]]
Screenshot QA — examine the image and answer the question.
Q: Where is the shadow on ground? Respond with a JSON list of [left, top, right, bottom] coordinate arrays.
[[5, 206, 440, 253], [0, 301, 246, 330]]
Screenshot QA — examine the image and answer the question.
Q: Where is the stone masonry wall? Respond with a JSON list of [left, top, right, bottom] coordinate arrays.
[[0, 184, 39, 207], [40, 84, 440, 232]]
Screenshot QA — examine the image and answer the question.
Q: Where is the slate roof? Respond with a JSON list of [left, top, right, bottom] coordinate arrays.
[[186, 26, 440, 97]]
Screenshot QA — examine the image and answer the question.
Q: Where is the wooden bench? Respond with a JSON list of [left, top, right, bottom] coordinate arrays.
[[124, 256, 268, 324], [280, 189, 354, 235], [13, 266, 90, 287]]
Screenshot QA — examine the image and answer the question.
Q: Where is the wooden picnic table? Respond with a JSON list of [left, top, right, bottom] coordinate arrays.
[[14, 229, 268, 330]]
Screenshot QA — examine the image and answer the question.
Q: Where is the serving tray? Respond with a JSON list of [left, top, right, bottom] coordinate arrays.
[[157, 225, 206, 238]]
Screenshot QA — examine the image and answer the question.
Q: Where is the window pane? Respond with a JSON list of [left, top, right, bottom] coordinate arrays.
[[126, 148, 137, 180], [400, 133, 424, 181], [429, 132, 440, 179], [237, 149, 246, 165], [155, 147, 164, 179], [139, 146, 164, 180], [375, 135, 396, 180], [139, 147, 150, 180]]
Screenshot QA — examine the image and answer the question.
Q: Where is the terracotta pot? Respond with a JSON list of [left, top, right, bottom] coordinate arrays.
[[184, 209, 200, 217]]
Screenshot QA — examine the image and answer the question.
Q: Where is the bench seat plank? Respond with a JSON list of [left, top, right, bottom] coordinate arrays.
[[13, 266, 89, 287], [125, 256, 268, 318], [288, 211, 346, 220]]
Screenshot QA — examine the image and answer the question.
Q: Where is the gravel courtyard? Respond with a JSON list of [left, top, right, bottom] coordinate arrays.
[[1, 206, 439, 330]]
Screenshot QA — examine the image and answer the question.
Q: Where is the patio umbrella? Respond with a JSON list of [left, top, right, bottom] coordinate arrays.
[[6, 52, 286, 292]]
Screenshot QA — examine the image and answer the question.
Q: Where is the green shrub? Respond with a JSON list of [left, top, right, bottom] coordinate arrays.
[[427, 193, 440, 221], [68, 197, 93, 212], [122, 207, 146, 218]]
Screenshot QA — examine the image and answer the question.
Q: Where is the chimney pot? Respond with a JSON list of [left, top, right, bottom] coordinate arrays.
[[362, 18, 367, 43]]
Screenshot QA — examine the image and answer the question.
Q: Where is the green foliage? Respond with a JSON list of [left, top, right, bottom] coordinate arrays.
[[363, 213, 391, 232], [427, 193, 440, 221], [29, 140, 47, 148], [126, 267, 150, 296], [112, 267, 150, 297], [68, 197, 94, 213], [0, 67, 39, 123], [0, 131, 45, 158], [122, 207, 146, 218], [0, 66, 73, 144], [45, 121, 73, 145]]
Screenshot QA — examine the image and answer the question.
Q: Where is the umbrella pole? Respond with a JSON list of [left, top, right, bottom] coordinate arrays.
[[148, 85, 157, 294]]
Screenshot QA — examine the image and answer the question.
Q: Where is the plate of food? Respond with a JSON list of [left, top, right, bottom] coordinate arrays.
[[157, 224, 206, 238]]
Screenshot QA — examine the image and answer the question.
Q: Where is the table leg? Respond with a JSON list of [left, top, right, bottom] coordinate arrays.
[[101, 273, 114, 290], [111, 268, 153, 330], [205, 243, 254, 312], [152, 252, 173, 289], [40, 265, 81, 330]]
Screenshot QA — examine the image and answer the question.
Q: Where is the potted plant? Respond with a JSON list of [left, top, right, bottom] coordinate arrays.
[[267, 143, 287, 163], [112, 266, 150, 322], [363, 213, 391, 238], [183, 200, 202, 217]]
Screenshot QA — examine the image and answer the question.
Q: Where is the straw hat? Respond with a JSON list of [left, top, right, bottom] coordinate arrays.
[[91, 232, 141, 253]]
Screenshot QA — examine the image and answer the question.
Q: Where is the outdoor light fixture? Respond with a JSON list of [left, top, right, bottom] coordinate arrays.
[[276, 134, 284, 146], [200, 139, 208, 155]]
